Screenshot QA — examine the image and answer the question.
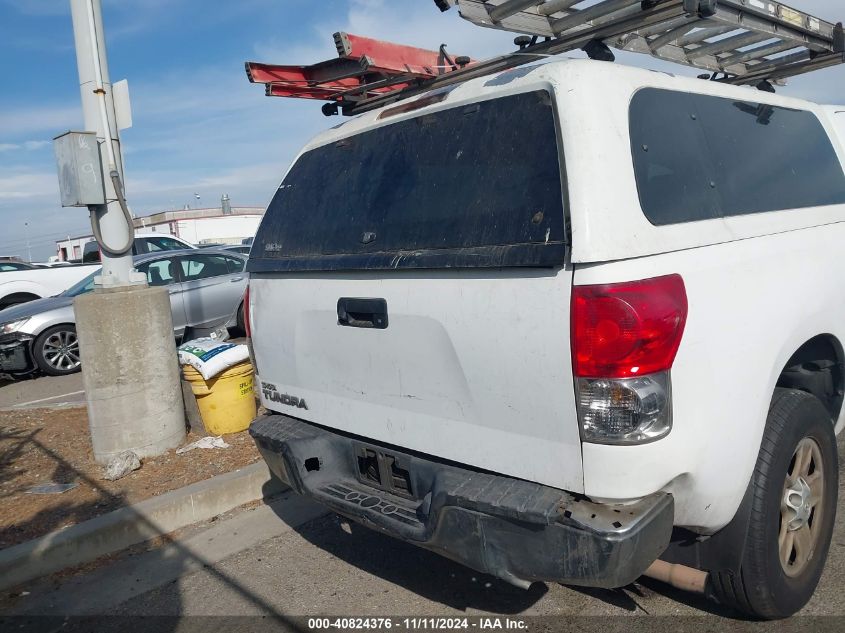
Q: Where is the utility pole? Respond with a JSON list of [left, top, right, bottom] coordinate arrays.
[[62, 0, 185, 464], [24, 222, 31, 262], [69, 0, 134, 286]]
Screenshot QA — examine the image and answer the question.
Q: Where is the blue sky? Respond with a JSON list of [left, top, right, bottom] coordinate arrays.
[[1, 0, 843, 259]]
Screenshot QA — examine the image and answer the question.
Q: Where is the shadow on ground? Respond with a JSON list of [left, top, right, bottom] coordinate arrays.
[[270, 503, 548, 613], [0, 426, 118, 546], [0, 429, 299, 632], [263, 477, 744, 618]]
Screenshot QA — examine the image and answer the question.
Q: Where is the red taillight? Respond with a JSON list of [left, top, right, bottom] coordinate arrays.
[[572, 274, 687, 379], [243, 284, 251, 338]]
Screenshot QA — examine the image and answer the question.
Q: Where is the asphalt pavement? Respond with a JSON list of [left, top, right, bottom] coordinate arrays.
[[0, 332, 245, 410], [3, 437, 845, 631], [0, 372, 85, 410]]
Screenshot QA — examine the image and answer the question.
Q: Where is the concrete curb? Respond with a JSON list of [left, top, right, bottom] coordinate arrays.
[[0, 461, 286, 591]]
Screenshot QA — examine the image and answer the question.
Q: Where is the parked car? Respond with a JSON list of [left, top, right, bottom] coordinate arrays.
[[0, 261, 37, 272], [0, 249, 247, 376], [33, 261, 75, 268], [0, 264, 99, 311], [246, 58, 845, 619], [81, 233, 196, 263], [221, 244, 251, 255]]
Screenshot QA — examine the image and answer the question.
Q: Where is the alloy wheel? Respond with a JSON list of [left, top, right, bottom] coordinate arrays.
[[779, 437, 825, 577], [42, 330, 81, 372]]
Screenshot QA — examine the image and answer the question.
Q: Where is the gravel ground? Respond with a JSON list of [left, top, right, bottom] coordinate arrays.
[[0, 406, 260, 547]]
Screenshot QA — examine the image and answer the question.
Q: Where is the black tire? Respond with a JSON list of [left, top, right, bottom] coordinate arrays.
[[0, 293, 40, 310], [711, 388, 838, 619], [33, 324, 82, 376]]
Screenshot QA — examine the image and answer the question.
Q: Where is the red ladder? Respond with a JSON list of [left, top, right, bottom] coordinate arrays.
[[245, 32, 472, 115]]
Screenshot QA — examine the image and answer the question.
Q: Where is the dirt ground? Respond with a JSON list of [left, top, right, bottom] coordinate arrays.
[[0, 406, 260, 549]]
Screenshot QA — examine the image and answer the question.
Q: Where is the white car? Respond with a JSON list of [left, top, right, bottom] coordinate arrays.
[[81, 232, 196, 263], [245, 58, 845, 619], [0, 264, 99, 311]]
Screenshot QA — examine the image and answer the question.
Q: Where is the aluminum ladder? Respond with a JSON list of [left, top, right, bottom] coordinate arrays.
[[439, 0, 844, 84]]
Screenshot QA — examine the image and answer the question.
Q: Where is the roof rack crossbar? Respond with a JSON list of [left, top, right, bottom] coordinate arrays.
[[673, 24, 736, 47], [636, 14, 695, 38], [718, 40, 799, 67], [686, 31, 772, 60], [489, 0, 543, 23], [538, 0, 582, 17], [647, 20, 699, 51], [333, 74, 419, 99], [551, 0, 643, 34]]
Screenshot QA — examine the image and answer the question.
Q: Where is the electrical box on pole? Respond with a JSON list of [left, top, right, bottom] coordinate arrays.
[[53, 131, 106, 207]]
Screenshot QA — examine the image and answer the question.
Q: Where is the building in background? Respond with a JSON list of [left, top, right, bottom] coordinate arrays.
[[56, 199, 264, 261]]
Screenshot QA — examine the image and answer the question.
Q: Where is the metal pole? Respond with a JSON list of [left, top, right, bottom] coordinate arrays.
[[24, 222, 31, 262], [69, 0, 135, 286]]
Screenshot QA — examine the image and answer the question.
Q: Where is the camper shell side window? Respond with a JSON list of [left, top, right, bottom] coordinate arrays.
[[629, 88, 845, 226]]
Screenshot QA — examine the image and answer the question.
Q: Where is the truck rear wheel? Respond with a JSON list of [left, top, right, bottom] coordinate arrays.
[[711, 388, 838, 619]]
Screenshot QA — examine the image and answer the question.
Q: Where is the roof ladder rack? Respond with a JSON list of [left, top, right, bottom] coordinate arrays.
[[440, 0, 843, 84], [245, 1, 843, 116]]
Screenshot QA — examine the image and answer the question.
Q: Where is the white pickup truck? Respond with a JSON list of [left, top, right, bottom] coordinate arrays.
[[0, 264, 98, 310], [245, 57, 845, 618]]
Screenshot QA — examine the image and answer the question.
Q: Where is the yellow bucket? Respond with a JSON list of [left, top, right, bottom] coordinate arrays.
[[182, 362, 256, 435]]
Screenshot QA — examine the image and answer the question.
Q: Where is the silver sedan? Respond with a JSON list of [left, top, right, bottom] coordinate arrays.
[[0, 249, 248, 377]]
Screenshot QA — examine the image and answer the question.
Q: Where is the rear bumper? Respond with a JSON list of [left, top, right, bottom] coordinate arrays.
[[0, 334, 35, 375], [250, 413, 674, 589]]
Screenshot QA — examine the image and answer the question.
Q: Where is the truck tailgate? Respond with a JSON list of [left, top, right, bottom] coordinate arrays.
[[250, 269, 582, 492]]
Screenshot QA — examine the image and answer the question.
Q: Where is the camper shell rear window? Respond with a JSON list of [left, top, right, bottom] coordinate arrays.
[[247, 90, 566, 273]]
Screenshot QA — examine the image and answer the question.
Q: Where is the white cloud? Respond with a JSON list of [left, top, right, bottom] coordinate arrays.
[[0, 140, 51, 153], [23, 140, 50, 150], [0, 104, 81, 139], [0, 170, 58, 200]]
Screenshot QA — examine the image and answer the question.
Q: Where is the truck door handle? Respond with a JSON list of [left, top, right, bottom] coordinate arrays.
[[337, 297, 388, 329], [230, 276, 244, 282]]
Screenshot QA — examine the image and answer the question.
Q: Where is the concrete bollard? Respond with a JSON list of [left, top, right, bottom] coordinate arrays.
[[74, 285, 186, 464]]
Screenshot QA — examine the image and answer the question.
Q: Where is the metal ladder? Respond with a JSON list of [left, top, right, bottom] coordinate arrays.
[[246, 1, 843, 116], [440, 0, 843, 84]]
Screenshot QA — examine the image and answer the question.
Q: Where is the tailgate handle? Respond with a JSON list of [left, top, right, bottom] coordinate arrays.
[[337, 297, 388, 329]]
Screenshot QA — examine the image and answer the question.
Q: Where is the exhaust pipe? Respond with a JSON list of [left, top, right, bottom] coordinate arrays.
[[643, 560, 708, 594]]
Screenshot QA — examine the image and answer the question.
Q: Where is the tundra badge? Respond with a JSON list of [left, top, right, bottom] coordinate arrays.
[[261, 382, 308, 410]]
